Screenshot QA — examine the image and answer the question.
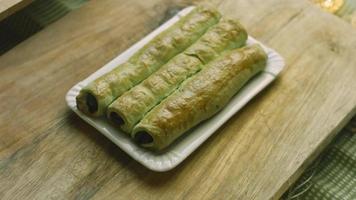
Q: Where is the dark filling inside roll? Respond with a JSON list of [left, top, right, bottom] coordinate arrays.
[[134, 131, 153, 144], [86, 93, 98, 113], [110, 112, 125, 125]]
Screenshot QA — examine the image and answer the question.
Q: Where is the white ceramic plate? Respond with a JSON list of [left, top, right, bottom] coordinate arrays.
[[66, 6, 285, 172]]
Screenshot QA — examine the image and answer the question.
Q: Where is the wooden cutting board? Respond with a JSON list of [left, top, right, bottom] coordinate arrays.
[[0, 0, 355, 199]]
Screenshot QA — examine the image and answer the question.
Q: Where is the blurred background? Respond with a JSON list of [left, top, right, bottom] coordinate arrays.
[[0, 0, 355, 199], [0, 0, 88, 55], [0, 0, 355, 55]]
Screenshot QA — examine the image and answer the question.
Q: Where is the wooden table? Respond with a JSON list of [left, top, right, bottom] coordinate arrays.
[[0, 0, 32, 21], [1, 0, 355, 199]]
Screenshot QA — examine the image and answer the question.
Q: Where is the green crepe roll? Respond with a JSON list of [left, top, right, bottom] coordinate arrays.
[[107, 19, 247, 133], [184, 18, 247, 63], [76, 6, 221, 116], [107, 54, 202, 133], [132, 44, 267, 150]]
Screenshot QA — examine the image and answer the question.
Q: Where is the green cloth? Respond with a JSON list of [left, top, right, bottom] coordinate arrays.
[[283, 117, 356, 200]]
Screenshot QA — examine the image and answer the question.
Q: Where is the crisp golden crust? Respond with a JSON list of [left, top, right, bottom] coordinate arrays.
[[107, 19, 248, 133], [185, 18, 247, 63], [130, 6, 221, 66], [133, 44, 267, 150], [76, 6, 221, 116], [108, 54, 202, 133]]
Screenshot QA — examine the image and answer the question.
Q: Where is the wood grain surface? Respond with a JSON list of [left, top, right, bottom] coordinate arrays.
[[1, 0, 356, 199], [0, 0, 32, 20]]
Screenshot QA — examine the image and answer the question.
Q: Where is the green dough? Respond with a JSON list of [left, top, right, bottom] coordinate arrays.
[[132, 44, 267, 150], [107, 54, 202, 133], [185, 19, 247, 63], [107, 19, 247, 133], [76, 6, 221, 116]]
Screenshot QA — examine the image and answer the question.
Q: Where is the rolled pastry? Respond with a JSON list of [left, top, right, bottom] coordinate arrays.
[[107, 19, 247, 133], [76, 6, 221, 116], [132, 44, 267, 150]]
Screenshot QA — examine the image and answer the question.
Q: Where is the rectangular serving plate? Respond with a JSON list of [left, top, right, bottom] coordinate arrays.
[[66, 6, 285, 172]]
